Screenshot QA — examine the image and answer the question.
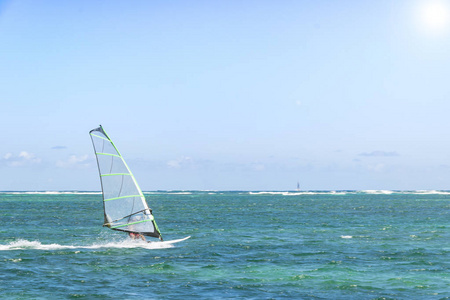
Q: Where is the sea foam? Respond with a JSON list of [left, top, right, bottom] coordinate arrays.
[[0, 239, 175, 251]]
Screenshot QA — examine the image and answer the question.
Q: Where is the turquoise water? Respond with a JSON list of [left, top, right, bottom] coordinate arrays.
[[0, 191, 449, 299]]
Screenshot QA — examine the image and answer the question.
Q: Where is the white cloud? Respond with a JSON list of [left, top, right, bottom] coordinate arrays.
[[56, 154, 90, 169], [359, 151, 399, 157], [167, 156, 194, 169], [367, 163, 386, 172], [2, 151, 42, 167], [19, 151, 35, 160], [252, 163, 266, 171]]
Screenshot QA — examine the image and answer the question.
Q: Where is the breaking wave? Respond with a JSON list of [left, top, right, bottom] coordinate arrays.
[[0, 191, 101, 195], [248, 190, 450, 196]]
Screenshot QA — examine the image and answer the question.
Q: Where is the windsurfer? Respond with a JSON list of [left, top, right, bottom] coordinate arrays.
[[129, 232, 146, 241], [128, 215, 146, 241]]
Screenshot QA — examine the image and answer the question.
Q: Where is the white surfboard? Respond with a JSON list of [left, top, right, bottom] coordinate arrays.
[[149, 236, 191, 245]]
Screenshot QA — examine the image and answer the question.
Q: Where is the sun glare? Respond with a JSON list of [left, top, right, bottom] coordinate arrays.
[[416, 0, 450, 35]]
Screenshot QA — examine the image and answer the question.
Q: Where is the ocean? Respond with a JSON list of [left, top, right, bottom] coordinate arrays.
[[0, 191, 448, 299]]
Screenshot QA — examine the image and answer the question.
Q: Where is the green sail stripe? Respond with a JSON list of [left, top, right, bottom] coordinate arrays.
[[90, 133, 110, 142], [100, 173, 131, 177], [111, 218, 154, 229], [96, 152, 121, 157], [104, 195, 143, 202]]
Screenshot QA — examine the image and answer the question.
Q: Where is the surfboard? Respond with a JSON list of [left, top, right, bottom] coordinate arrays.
[[150, 236, 191, 245]]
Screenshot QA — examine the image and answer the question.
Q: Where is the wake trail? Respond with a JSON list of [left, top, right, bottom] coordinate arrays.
[[0, 239, 175, 251]]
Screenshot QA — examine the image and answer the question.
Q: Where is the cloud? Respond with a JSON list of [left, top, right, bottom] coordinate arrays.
[[252, 163, 266, 171], [367, 163, 386, 172], [2, 151, 42, 167], [56, 154, 90, 168], [51, 146, 67, 150], [359, 151, 399, 157], [167, 156, 194, 169]]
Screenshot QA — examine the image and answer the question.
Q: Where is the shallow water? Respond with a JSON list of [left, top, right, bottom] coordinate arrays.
[[0, 191, 449, 299]]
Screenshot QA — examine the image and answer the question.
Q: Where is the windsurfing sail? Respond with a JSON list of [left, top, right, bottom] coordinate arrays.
[[89, 125, 163, 241]]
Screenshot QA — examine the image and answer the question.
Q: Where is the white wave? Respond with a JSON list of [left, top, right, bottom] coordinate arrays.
[[327, 191, 348, 195], [167, 192, 193, 195], [362, 190, 395, 194], [248, 191, 348, 196], [249, 190, 450, 195], [361, 190, 450, 195], [0, 239, 175, 251], [341, 235, 353, 239], [250, 191, 287, 195], [151, 190, 194, 195], [409, 190, 450, 195], [0, 191, 101, 195], [3, 190, 449, 196]]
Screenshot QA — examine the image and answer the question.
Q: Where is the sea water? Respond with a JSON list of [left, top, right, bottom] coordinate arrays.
[[0, 191, 448, 299]]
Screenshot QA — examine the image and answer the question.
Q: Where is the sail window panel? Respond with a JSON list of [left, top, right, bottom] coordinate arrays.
[[101, 175, 141, 201], [91, 137, 119, 156], [105, 196, 145, 222], [135, 219, 156, 233], [109, 211, 156, 234], [90, 131, 107, 143], [96, 155, 129, 175], [121, 215, 156, 234]]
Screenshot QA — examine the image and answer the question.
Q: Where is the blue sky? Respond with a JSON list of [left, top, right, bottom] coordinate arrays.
[[1, 0, 450, 191]]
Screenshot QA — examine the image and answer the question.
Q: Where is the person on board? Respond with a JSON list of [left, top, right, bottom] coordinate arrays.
[[129, 231, 146, 241], [128, 214, 146, 241]]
